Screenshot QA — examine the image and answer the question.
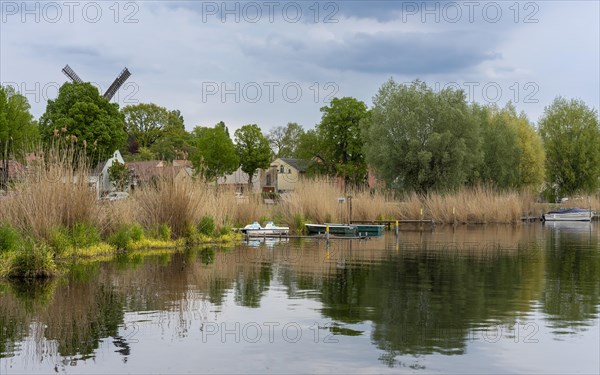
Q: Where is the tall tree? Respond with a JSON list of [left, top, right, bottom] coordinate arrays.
[[0, 85, 38, 188], [316, 97, 369, 187], [191, 123, 239, 181], [363, 79, 480, 194], [122, 103, 171, 149], [539, 97, 600, 198], [39, 82, 126, 164], [475, 104, 522, 189], [234, 124, 271, 188], [267, 122, 305, 158]]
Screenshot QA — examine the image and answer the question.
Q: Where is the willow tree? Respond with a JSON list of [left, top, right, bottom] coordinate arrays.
[[363, 79, 480, 194], [539, 97, 600, 198]]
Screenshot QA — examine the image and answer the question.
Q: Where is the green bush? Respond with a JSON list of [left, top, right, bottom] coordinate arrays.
[[129, 224, 144, 242], [71, 222, 101, 248], [157, 224, 171, 241], [48, 226, 71, 256], [0, 224, 21, 253], [7, 241, 57, 279], [198, 216, 215, 236], [108, 226, 133, 250]]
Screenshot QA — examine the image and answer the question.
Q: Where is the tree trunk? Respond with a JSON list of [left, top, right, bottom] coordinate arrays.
[[247, 172, 254, 193]]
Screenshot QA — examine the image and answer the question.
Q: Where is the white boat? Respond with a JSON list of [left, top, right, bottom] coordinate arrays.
[[240, 221, 289, 236], [543, 208, 593, 222]]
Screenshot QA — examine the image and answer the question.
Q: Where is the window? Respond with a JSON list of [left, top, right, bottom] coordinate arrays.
[[279, 165, 284, 173]]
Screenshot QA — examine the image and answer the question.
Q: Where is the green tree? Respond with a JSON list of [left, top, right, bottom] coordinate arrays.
[[267, 122, 305, 158], [191, 123, 239, 181], [363, 79, 480, 194], [234, 124, 271, 188], [316, 97, 369, 187], [539, 97, 600, 197], [122, 103, 171, 149], [107, 160, 130, 191], [39, 82, 126, 164], [475, 104, 521, 189], [0, 85, 38, 150], [511, 106, 545, 189], [1, 85, 39, 188]]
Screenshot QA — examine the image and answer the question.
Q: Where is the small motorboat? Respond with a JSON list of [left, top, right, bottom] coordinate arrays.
[[305, 223, 357, 236], [240, 221, 289, 236], [542, 207, 593, 222]]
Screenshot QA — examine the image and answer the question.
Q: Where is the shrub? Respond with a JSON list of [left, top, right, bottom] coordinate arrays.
[[7, 241, 58, 279], [198, 216, 216, 236], [71, 222, 101, 248], [48, 226, 71, 256], [129, 224, 144, 242], [108, 226, 133, 250], [0, 224, 21, 253], [157, 224, 171, 241]]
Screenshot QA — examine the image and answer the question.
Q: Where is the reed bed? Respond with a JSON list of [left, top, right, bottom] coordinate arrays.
[[1, 148, 100, 241]]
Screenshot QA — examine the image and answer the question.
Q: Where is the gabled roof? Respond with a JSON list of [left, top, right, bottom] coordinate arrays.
[[279, 158, 309, 172]]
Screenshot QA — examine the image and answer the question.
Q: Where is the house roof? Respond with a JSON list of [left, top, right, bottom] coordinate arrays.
[[127, 161, 183, 182], [279, 158, 309, 172]]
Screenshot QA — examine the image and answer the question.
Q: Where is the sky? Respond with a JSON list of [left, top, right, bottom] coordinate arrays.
[[1, 0, 599, 134]]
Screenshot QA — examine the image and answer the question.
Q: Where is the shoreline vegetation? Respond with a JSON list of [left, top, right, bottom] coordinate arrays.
[[1, 148, 598, 280]]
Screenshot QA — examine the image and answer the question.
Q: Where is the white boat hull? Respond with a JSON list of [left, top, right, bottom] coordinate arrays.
[[543, 211, 592, 221]]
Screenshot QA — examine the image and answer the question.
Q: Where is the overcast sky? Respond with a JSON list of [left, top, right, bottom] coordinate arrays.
[[1, 1, 598, 134]]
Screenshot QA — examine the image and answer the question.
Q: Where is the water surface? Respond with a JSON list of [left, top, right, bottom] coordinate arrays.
[[1, 223, 599, 374]]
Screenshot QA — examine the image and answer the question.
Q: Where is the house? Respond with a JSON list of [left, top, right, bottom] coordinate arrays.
[[218, 167, 262, 193], [89, 150, 125, 198], [127, 160, 193, 189], [262, 158, 308, 192], [0, 160, 25, 186]]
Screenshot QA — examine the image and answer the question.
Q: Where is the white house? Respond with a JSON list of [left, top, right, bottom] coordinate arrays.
[[89, 150, 125, 198]]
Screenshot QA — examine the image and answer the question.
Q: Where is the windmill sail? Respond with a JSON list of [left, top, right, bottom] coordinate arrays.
[[62, 64, 83, 83], [103, 68, 131, 100]]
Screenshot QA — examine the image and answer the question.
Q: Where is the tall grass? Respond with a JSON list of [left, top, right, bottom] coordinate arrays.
[[1, 146, 100, 240]]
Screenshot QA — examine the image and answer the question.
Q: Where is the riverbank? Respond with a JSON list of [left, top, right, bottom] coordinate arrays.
[[0, 153, 598, 279]]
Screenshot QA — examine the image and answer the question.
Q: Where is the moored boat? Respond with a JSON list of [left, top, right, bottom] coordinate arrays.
[[305, 223, 357, 236], [542, 208, 593, 222], [241, 221, 289, 236], [354, 224, 385, 236]]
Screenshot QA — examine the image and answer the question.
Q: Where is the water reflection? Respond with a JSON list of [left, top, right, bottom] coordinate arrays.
[[0, 224, 598, 373]]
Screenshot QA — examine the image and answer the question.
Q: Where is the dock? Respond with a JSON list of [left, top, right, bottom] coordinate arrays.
[[350, 219, 434, 229]]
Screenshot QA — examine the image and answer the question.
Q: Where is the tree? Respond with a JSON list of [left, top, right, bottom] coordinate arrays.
[[0, 85, 38, 151], [39, 82, 126, 164], [107, 160, 130, 191], [316, 97, 369, 187], [0, 85, 38, 189], [234, 124, 271, 188], [539, 97, 600, 198], [475, 104, 522, 189], [363, 79, 480, 194], [267, 122, 305, 158], [122, 103, 171, 149], [191, 123, 239, 181]]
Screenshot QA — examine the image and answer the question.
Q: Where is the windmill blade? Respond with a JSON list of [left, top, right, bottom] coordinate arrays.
[[103, 68, 131, 100], [62, 64, 83, 83]]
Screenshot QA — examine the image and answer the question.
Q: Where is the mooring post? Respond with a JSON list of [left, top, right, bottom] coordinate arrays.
[[395, 220, 399, 238], [326, 224, 330, 244]]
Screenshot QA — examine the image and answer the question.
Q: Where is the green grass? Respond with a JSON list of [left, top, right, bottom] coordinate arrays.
[[0, 224, 22, 253]]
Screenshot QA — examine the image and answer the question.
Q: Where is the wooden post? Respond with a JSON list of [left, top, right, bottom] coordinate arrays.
[[395, 220, 399, 237]]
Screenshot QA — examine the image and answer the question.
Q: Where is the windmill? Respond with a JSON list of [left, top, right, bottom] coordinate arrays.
[[61, 64, 131, 100]]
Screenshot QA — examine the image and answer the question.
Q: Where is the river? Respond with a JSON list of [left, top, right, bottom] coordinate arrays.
[[1, 223, 599, 374]]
